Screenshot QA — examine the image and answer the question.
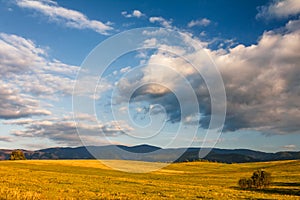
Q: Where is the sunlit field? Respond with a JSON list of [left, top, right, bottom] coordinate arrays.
[[0, 160, 299, 199]]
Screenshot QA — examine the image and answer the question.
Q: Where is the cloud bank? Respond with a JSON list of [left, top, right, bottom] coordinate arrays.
[[5, 115, 133, 146], [116, 18, 300, 135], [0, 33, 78, 119]]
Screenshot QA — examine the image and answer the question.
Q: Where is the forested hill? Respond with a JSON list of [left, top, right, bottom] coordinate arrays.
[[1, 145, 299, 163]]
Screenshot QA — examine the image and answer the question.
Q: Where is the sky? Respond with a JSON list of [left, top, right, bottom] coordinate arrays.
[[0, 0, 300, 152]]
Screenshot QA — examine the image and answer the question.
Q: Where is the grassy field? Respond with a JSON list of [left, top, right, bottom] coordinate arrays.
[[0, 159, 299, 199]]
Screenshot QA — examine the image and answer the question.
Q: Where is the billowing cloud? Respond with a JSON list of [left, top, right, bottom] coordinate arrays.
[[121, 10, 144, 18], [0, 32, 78, 76], [0, 33, 78, 119], [5, 115, 133, 146], [257, 0, 300, 19], [115, 18, 300, 135], [15, 0, 113, 35], [0, 81, 51, 119], [213, 21, 300, 134], [0, 32, 45, 74], [187, 18, 211, 27], [149, 16, 172, 28], [116, 48, 209, 125]]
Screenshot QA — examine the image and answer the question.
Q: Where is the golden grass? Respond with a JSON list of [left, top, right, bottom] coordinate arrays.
[[0, 159, 299, 199]]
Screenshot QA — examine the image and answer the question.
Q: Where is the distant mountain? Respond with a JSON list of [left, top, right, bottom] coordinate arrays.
[[0, 149, 36, 160], [118, 144, 161, 153], [0, 145, 299, 163]]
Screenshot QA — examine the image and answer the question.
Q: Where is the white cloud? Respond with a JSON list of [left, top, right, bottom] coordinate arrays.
[[115, 18, 300, 135], [6, 116, 134, 146], [16, 0, 113, 35], [120, 66, 131, 74], [73, 75, 113, 100], [122, 10, 144, 18], [0, 33, 78, 77], [133, 10, 143, 18], [149, 16, 172, 28], [0, 80, 51, 119], [0, 32, 79, 118], [212, 24, 300, 133], [119, 106, 128, 113], [0, 136, 13, 142], [143, 38, 158, 47], [286, 17, 300, 31], [0, 33, 45, 74], [282, 144, 297, 150], [187, 18, 211, 27], [142, 28, 169, 36], [121, 11, 127, 16], [200, 31, 206, 37], [257, 0, 300, 19]]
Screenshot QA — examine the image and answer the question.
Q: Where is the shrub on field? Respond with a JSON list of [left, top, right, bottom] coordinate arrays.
[[238, 178, 253, 189], [9, 150, 26, 160], [251, 169, 271, 189], [238, 169, 271, 189]]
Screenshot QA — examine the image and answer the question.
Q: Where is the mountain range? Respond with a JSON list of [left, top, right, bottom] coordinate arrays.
[[1, 145, 299, 163]]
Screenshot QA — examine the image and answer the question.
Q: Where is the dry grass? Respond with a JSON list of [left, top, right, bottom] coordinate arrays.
[[0, 159, 299, 199]]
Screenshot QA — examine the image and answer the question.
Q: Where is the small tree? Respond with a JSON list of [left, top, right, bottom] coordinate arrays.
[[238, 169, 271, 189], [251, 169, 271, 189], [9, 150, 26, 160]]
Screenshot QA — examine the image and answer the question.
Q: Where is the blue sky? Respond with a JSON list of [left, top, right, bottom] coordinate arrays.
[[0, 0, 300, 152]]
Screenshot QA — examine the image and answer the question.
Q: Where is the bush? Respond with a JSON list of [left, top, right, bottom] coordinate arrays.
[[251, 169, 271, 189], [238, 178, 248, 189], [238, 178, 253, 189], [9, 150, 26, 160], [238, 169, 271, 189]]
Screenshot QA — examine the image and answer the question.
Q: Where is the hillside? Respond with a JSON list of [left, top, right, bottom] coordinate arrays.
[[0, 160, 299, 199], [1, 145, 300, 163]]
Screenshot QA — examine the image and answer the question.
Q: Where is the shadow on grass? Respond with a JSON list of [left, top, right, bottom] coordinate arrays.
[[259, 187, 300, 196], [273, 182, 300, 187], [232, 185, 300, 197]]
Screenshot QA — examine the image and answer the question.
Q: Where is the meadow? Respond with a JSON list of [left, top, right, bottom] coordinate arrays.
[[0, 159, 299, 199]]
